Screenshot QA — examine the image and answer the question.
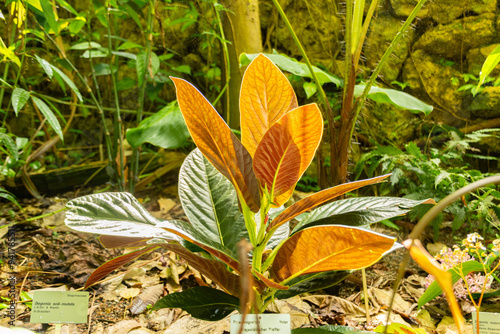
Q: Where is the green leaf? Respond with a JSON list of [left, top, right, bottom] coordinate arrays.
[[303, 81, 317, 98], [68, 18, 86, 35], [54, 0, 78, 15], [31, 96, 63, 141], [40, 0, 59, 33], [65, 192, 180, 240], [240, 52, 341, 87], [35, 55, 53, 78], [137, 51, 160, 87], [0, 132, 18, 163], [172, 65, 191, 75], [478, 44, 500, 89], [292, 197, 434, 234], [116, 76, 136, 91], [93, 63, 117, 76], [418, 260, 485, 308], [49, 65, 83, 101], [178, 149, 248, 255], [354, 84, 433, 115], [69, 42, 101, 50], [11, 88, 30, 116], [152, 286, 239, 321], [276, 271, 351, 299], [81, 48, 109, 58], [126, 102, 189, 149], [117, 41, 143, 50], [0, 187, 22, 210]]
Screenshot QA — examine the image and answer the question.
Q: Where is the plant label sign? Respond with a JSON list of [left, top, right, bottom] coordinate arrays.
[[230, 314, 291, 333], [30, 291, 89, 324], [472, 312, 500, 334]]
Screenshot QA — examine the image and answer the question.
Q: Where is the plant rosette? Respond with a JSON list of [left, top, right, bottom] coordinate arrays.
[[64, 54, 433, 329]]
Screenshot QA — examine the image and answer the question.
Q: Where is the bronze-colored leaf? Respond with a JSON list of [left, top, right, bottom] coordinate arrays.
[[267, 174, 390, 232], [171, 77, 260, 212], [167, 243, 241, 297], [253, 104, 323, 204], [84, 246, 160, 289], [272, 225, 396, 283], [98, 235, 153, 248], [253, 270, 289, 290], [403, 239, 465, 333], [240, 54, 298, 157]]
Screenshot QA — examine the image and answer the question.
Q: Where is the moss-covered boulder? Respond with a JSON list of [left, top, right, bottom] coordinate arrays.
[[390, 0, 496, 24], [402, 50, 469, 126], [467, 86, 500, 118], [413, 14, 496, 58], [467, 44, 500, 77], [364, 13, 415, 82]]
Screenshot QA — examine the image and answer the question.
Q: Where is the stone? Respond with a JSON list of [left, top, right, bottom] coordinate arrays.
[[467, 44, 500, 77], [402, 50, 470, 127], [390, 0, 496, 24], [467, 86, 500, 118], [413, 14, 496, 58], [364, 13, 415, 82]]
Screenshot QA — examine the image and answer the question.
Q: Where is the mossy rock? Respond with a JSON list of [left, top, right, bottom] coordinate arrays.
[[402, 50, 469, 127], [364, 13, 415, 82], [390, 0, 496, 24], [413, 14, 496, 58], [467, 86, 500, 118], [467, 44, 500, 77]]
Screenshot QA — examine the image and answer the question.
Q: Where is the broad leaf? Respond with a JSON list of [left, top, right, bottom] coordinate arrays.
[[40, 0, 59, 34], [240, 52, 341, 87], [152, 286, 239, 321], [253, 104, 323, 204], [267, 174, 390, 232], [84, 245, 159, 289], [418, 260, 484, 308], [65, 192, 179, 240], [240, 53, 298, 157], [272, 225, 396, 283], [126, 102, 190, 149], [179, 149, 248, 255], [276, 271, 351, 300], [171, 77, 260, 212], [50, 65, 83, 102], [35, 55, 53, 78], [0, 132, 18, 163], [69, 41, 101, 50], [11, 88, 30, 116], [137, 51, 159, 87], [354, 85, 433, 115], [98, 235, 155, 248], [31, 96, 63, 141], [478, 44, 500, 88], [292, 197, 435, 234]]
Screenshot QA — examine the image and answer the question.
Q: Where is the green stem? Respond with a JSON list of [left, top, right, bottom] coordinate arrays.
[[211, 1, 230, 108], [23, 207, 67, 222], [350, 0, 428, 141], [130, 0, 155, 193], [107, 4, 124, 191]]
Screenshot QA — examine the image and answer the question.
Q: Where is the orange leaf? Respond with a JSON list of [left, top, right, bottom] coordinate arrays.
[[253, 104, 323, 205], [84, 245, 160, 289], [403, 239, 465, 334], [98, 235, 153, 248], [171, 77, 260, 212], [267, 174, 390, 232], [240, 54, 298, 157], [253, 270, 289, 290], [272, 225, 396, 282]]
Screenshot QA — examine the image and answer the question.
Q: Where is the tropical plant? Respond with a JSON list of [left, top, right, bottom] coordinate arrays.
[[64, 55, 434, 324]]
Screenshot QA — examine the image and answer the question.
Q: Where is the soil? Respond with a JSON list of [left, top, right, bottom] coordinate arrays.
[[1, 182, 498, 334]]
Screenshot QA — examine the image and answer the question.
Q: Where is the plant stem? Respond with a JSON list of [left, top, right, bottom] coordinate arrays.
[[130, 0, 155, 193], [211, 1, 230, 108], [23, 207, 68, 222], [107, 4, 125, 191]]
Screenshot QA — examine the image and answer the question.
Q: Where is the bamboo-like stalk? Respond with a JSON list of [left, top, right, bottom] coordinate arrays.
[[211, 2, 230, 108], [130, 0, 155, 193]]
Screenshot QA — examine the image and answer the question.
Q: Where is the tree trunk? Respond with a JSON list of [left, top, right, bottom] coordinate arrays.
[[221, 0, 262, 129]]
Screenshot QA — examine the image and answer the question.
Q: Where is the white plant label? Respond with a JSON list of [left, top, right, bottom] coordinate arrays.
[[472, 312, 500, 334], [230, 314, 291, 333]]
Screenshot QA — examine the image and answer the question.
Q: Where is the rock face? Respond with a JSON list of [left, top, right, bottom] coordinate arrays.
[[413, 14, 496, 58], [467, 87, 500, 118], [364, 13, 415, 82]]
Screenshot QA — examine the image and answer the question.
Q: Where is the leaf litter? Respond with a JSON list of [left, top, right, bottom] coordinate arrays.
[[0, 188, 493, 333]]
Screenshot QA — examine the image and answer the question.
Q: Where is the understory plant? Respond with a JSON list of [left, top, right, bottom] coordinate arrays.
[[420, 233, 500, 333], [65, 55, 434, 321]]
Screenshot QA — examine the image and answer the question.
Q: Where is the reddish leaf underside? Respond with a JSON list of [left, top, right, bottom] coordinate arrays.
[[171, 77, 260, 212], [98, 235, 154, 248], [240, 54, 298, 157], [267, 174, 391, 232], [272, 225, 396, 283], [84, 245, 160, 289], [253, 104, 323, 205]]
